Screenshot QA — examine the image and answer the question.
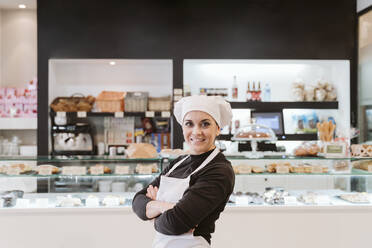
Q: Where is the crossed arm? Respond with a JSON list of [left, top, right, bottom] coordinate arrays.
[[145, 185, 175, 219], [132, 161, 234, 236]]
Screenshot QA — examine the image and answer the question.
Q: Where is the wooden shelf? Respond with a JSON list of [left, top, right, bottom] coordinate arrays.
[[0, 118, 37, 130], [229, 101, 338, 110]]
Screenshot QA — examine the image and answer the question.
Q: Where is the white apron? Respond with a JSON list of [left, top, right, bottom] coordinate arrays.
[[152, 148, 220, 248]]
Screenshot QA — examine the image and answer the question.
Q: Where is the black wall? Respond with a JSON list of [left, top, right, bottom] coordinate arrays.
[[38, 0, 357, 154]]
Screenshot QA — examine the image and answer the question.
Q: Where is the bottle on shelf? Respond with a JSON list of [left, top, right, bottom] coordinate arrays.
[[262, 83, 271, 102], [184, 84, 191, 97], [246, 81, 251, 102], [251, 81, 256, 101], [257, 81, 262, 102], [231, 75, 238, 100]]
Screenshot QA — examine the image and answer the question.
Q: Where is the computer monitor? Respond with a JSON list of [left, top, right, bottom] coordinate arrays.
[[251, 111, 284, 135]]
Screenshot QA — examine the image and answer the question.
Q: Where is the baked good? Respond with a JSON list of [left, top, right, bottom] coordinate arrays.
[[267, 162, 292, 173], [298, 192, 318, 205], [135, 163, 158, 174], [293, 165, 305, 173], [352, 160, 372, 171], [235, 165, 252, 174], [293, 143, 320, 157], [57, 195, 82, 207], [263, 187, 289, 205], [251, 166, 264, 173], [37, 165, 60, 174], [232, 166, 240, 174], [317, 121, 336, 142], [351, 144, 372, 157], [339, 193, 370, 203], [333, 161, 349, 171], [88, 164, 112, 174], [0, 165, 7, 174], [50, 95, 95, 112], [8, 163, 33, 173], [102, 195, 126, 206], [125, 143, 158, 158]]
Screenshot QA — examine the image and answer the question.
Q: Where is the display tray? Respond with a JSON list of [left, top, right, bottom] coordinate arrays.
[[335, 195, 371, 204]]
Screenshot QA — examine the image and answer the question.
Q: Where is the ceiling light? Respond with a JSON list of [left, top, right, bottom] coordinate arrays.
[[18, 4, 26, 9], [109, 61, 116, 66]]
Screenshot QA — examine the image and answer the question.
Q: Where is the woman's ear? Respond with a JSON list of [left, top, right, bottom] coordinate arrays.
[[216, 126, 221, 136]]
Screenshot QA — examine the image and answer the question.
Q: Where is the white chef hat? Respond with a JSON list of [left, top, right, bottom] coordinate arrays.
[[174, 95, 233, 128]]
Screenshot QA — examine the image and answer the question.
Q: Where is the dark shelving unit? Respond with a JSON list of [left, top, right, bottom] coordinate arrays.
[[229, 101, 338, 110]]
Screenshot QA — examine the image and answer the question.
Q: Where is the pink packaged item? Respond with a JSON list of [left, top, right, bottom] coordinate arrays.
[[16, 88, 26, 97]]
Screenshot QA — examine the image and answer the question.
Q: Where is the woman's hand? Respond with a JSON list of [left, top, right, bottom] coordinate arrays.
[[146, 185, 158, 200], [146, 200, 176, 219]]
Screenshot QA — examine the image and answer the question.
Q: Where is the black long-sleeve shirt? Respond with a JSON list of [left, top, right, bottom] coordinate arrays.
[[132, 148, 235, 244]]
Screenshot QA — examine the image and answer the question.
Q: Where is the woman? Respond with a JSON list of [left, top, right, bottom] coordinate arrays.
[[132, 95, 235, 248]]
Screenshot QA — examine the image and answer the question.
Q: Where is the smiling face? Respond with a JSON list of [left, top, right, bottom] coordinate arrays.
[[182, 111, 220, 155]]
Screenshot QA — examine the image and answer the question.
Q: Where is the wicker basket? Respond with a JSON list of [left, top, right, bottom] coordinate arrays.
[[50, 94, 95, 112], [148, 96, 172, 111], [96, 91, 126, 112]]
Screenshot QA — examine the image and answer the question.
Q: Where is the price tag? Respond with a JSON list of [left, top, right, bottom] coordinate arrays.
[[6, 167, 21, 175], [284, 196, 297, 205], [276, 165, 289, 174], [161, 111, 171, 118], [62, 166, 86, 175], [38, 167, 53, 175], [368, 165, 372, 173], [145, 111, 155, 118], [173, 88, 183, 95], [36, 198, 49, 208], [56, 111, 66, 117], [138, 166, 153, 174], [103, 197, 120, 207], [90, 166, 104, 175], [86, 197, 100, 207], [114, 112, 124, 118], [115, 165, 130, 175], [311, 166, 323, 174], [324, 142, 346, 158], [16, 199, 30, 208], [316, 195, 331, 205], [77, 111, 87, 118], [235, 196, 249, 206]]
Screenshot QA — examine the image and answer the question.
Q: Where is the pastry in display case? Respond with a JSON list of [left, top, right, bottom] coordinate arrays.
[[232, 122, 277, 158]]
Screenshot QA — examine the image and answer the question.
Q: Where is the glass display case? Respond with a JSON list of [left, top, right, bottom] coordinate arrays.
[[228, 156, 372, 207], [0, 156, 165, 208], [1, 155, 372, 209]]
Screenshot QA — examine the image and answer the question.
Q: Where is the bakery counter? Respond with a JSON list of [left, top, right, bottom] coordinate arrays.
[[1, 194, 372, 248]]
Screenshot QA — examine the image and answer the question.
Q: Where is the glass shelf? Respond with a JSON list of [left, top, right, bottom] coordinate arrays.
[[1, 155, 371, 162], [0, 156, 163, 162], [0, 173, 159, 178], [1, 169, 372, 178]]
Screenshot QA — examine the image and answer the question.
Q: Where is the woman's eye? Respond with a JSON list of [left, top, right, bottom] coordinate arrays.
[[202, 122, 211, 127], [185, 122, 193, 127]]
